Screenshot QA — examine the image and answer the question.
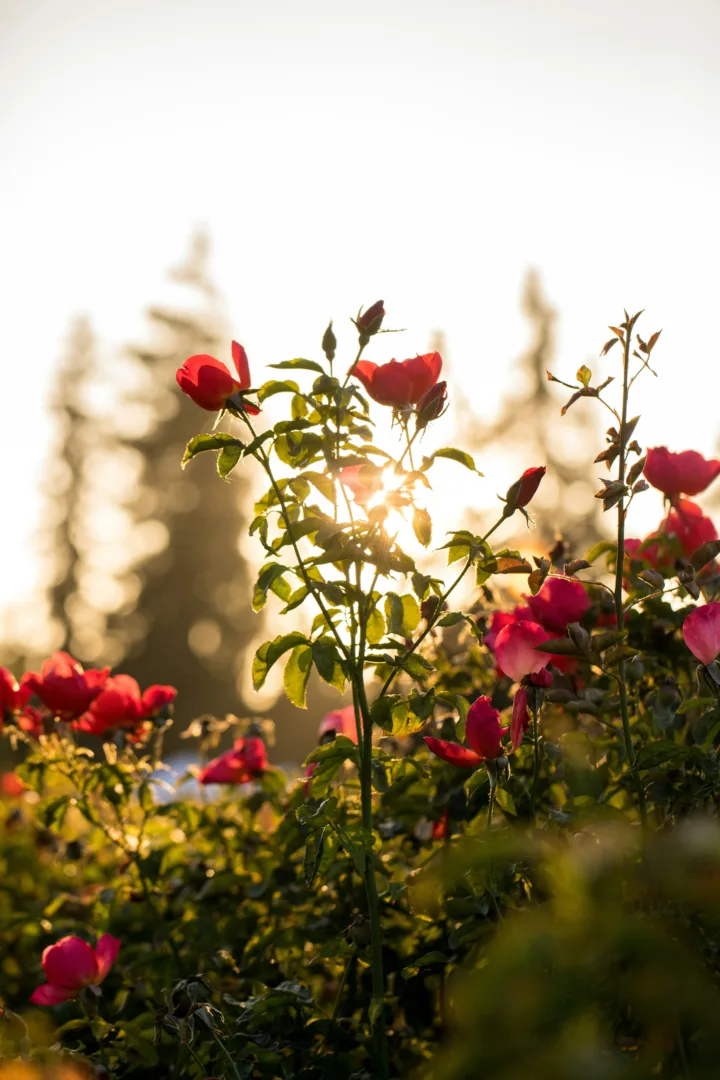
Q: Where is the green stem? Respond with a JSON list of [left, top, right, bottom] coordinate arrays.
[[353, 657, 389, 1078], [487, 783, 496, 829], [614, 325, 648, 829]]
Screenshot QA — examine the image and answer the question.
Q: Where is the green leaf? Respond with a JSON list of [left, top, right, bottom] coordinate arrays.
[[269, 357, 326, 374], [182, 432, 244, 469], [284, 645, 313, 708], [576, 364, 592, 387], [366, 608, 385, 645], [252, 632, 309, 690], [252, 562, 292, 612], [218, 442, 244, 479], [257, 378, 300, 402], [370, 695, 410, 735], [303, 471, 336, 502], [422, 448, 482, 474], [494, 787, 517, 816], [312, 639, 347, 693], [412, 507, 432, 547], [585, 540, 617, 565]]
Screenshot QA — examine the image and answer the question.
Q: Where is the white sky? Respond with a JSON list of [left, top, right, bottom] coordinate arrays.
[[1, 0, 719, 616]]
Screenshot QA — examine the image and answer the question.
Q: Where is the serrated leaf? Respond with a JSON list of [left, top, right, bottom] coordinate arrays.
[[366, 608, 385, 645], [182, 432, 244, 469], [257, 379, 300, 403], [312, 640, 346, 693], [252, 632, 309, 690], [494, 787, 517, 816], [218, 442, 244, 479]]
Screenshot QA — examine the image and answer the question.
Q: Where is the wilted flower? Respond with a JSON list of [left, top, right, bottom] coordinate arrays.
[[644, 447, 720, 498], [25, 653, 109, 721], [30, 934, 120, 1005], [682, 603, 720, 666], [494, 620, 551, 683], [352, 353, 442, 409], [424, 696, 506, 768], [198, 736, 267, 785], [176, 341, 260, 414], [526, 577, 590, 635]]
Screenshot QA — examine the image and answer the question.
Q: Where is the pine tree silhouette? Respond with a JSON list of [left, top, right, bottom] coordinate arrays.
[[104, 232, 257, 725]]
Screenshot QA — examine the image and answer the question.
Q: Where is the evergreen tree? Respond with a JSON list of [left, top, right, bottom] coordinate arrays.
[[105, 232, 257, 725]]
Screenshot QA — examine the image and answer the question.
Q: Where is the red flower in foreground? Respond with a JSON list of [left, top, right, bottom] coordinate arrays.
[[198, 736, 267, 785], [644, 447, 720, 498], [75, 677, 177, 736], [527, 577, 590, 635], [318, 705, 358, 743], [352, 352, 442, 409], [424, 696, 506, 769], [483, 607, 532, 652], [494, 621, 550, 683], [30, 934, 120, 1005], [176, 341, 260, 414], [504, 466, 547, 512], [666, 499, 717, 560], [26, 653, 109, 721], [683, 603, 720, 666]]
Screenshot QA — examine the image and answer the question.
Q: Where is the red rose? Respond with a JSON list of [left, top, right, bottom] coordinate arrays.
[[683, 602, 720, 666], [30, 934, 120, 1006], [644, 447, 720, 498], [77, 677, 178, 736], [483, 607, 532, 652], [198, 736, 267, 785], [527, 577, 590, 635], [352, 352, 442, 409], [494, 621, 551, 683], [424, 696, 506, 768], [0, 666, 33, 721], [141, 684, 177, 717], [176, 340, 260, 414], [666, 499, 717, 560], [27, 652, 109, 721]]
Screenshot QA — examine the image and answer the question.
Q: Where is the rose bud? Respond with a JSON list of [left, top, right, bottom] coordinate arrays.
[[30, 934, 120, 1005], [354, 300, 385, 344], [415, 381, 448, 429], [683, 603, 720, 666], [503, 466, 547, 517], [644, 447, 720, 498], [321, 321, 336, 362], [424, 696, 507, 769]]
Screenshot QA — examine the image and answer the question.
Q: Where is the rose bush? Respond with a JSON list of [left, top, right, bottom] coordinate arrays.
[[2, 305, 720, 1078]]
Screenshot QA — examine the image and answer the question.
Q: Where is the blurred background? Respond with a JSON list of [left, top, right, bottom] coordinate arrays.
[[1, 0, 718, 760]]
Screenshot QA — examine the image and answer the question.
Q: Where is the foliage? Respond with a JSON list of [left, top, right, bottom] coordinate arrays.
[[2, 303, 720, 1078]]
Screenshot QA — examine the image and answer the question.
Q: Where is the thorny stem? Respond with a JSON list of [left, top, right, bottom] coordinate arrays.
[[615, 323, 648, 827]]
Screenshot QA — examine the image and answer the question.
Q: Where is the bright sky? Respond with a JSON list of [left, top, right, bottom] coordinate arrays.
[[1, 0, 719, 616]]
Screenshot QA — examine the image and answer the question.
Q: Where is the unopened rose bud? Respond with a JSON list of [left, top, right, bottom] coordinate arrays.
[[503, 466, 547, 517], [354, 300, 385, 345], [415, 380, 448, 429], [322, 321, 336, 362]]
